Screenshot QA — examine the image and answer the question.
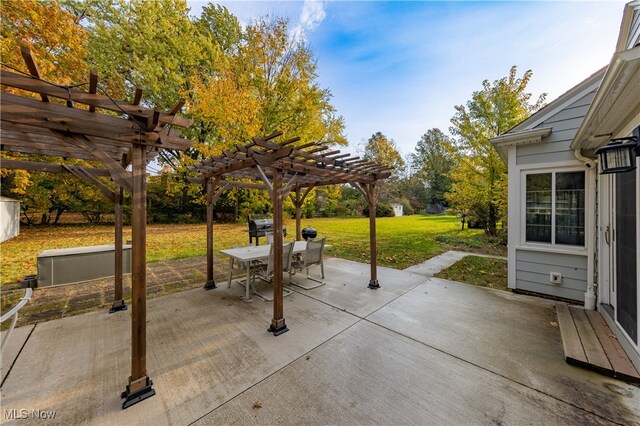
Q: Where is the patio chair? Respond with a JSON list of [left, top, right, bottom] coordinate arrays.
[[228, 245, 258, 289], [249, 242, 295, 301], [289, 236, 326, 290]]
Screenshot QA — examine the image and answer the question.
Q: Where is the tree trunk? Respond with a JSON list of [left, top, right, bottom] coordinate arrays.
[[40, 212, 50, 225], [53, 208, 65, 225], [487, 202, 497, 237], [21, 207, 32, 225]]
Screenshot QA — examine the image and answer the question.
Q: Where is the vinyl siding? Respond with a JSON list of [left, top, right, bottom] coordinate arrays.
[[515, 249, 587, 302], [628, 7, 640, 49], [516, 89, 597, 166]]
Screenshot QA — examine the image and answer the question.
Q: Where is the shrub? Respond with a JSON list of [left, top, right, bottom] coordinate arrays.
[[362, 202, 395, 217]]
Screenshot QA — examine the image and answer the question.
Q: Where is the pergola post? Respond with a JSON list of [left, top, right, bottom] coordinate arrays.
[[204, 177, 217, 290], [110, 184, 127, 312], [269, 167, 288, 336], [294, 188, 302, 241], [2, 54, 194, 411], [122, 143, 155, 409], [289, 184, 314, 241], [367, 183, 380, 289]]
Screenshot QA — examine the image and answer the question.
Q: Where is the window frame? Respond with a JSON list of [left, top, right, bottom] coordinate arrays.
[[520, 166, 587, 249]]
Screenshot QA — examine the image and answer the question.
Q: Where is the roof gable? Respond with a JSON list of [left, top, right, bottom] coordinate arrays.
[[507, 68, 605, 134]]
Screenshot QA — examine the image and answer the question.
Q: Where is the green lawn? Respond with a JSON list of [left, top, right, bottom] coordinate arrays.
[[0, 215, 506, 287], [436, 256, 508, 291]]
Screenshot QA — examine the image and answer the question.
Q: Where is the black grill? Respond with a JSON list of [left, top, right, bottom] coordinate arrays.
[[248, 217, 286, 245], [301, 227, 317, 240]]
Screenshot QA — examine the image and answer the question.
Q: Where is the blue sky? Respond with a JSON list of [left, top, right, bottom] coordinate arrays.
[[188, 1, 626, 159]]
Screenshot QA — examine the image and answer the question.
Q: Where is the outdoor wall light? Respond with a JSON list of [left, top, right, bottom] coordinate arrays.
[[596, 137, 638, 174]]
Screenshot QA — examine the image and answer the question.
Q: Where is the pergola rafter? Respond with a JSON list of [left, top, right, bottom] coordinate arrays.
[[0, 49, 194, 409], [191, 132, 392, 335]]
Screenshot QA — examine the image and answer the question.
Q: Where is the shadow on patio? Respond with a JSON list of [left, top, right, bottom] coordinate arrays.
[[1, 257, 639, 425]]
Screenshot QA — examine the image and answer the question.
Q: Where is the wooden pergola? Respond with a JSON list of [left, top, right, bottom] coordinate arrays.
[[189, 132, 392, 335], [0, 49, 194, 408]]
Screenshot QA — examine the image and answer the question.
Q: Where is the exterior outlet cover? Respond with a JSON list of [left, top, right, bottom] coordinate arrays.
[[550, 272, 562, 284]]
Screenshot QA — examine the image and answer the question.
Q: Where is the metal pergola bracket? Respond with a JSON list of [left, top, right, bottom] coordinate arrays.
[[203, 280, 217, 290], [109, 299, 127, 313], [121, 377, 155, 409], [268, 323, 290, 336], [367, 280, 381, 289]]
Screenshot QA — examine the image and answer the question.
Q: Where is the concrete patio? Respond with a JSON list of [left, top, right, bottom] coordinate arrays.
[[1, 257, 639, 425]]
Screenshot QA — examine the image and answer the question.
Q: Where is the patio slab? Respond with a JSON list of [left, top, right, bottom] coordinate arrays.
[[0, 284, 359, 425], [1, 257, 638, 425], [366, 277, 640, 424], [289, 257, 426, 318], [197, 321, 615, 425], [1, 324, 35, 384]]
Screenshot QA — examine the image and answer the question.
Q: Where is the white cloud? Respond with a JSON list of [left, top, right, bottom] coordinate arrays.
[[292, 0, 327, 42]]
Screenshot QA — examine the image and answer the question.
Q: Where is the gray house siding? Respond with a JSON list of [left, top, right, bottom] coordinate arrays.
[[511, 84, 596, 302], [516, 89, 597, 166], [628, 8, 640, 49], [515, 250, 587, 302]]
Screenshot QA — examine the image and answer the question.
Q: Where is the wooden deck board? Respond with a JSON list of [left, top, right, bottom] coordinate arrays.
[[556, 304, 587, 364], [556, 304, 640, 383], [585, 309, 640, 381], [570, 307, 612, 371]]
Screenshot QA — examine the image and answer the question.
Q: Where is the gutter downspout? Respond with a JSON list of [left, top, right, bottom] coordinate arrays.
[[574, 148, 598, 310]]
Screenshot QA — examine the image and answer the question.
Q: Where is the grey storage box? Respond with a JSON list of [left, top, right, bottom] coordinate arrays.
[[37, 244, 132, 287]]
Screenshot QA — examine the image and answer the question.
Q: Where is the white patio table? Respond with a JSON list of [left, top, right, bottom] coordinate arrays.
[[220, 241, 330, 300]]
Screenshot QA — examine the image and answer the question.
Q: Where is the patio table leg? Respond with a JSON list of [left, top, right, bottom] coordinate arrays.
[[245, 262, 251, 300], [227, 258, 233, 288]]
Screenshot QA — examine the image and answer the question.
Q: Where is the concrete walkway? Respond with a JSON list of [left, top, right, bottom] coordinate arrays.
[[403, 250, 506, 277], [1, 256, 638, 425]]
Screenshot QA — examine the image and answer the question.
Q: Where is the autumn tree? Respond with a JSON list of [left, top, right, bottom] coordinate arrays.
[[0, 0, 115, 224], [188, 14, 348, 218], [357, 132, 405, 215], [448, 66, 545, 236], [361, 132, 405, 177], [411, 129, 455, 208], [68, 0, 212, 108], [1, 0, 88, 83], [188, 15, 347, 154]]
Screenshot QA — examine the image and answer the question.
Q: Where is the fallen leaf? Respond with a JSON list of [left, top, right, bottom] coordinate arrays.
[[253, 401, 262, 409], [549, 321, 558, 328]]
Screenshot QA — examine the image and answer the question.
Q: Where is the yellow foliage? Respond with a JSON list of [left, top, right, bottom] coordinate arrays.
[[1, 0, 89, 84]]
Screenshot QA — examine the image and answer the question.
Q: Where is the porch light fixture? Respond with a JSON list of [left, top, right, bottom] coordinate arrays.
[[595, 137, 638, 174]]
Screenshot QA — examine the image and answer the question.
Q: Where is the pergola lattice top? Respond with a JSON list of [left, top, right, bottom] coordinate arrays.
[[189, 131, 393, 188], [1, 48, 192, 170]]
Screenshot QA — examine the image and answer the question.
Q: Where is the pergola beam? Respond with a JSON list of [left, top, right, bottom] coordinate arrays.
[[88, 70, 98, 112], [61, 165, 115, 202], [1, 69, 193, 128], [20, 47, 48, 102], [0, 159, 111, 176], [0, 92, 191, 151]]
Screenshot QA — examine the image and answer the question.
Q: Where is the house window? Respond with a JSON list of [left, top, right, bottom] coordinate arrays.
[[525, 171, 585, 246]]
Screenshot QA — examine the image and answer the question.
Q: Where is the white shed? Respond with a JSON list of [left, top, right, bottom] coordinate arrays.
[[391, 203, 403, 217], [0, 196, 20, 242]]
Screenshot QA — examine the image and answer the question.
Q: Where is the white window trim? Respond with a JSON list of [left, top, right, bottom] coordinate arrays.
[[516, 163, 591, 253], [507, 155, 595, 290]]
